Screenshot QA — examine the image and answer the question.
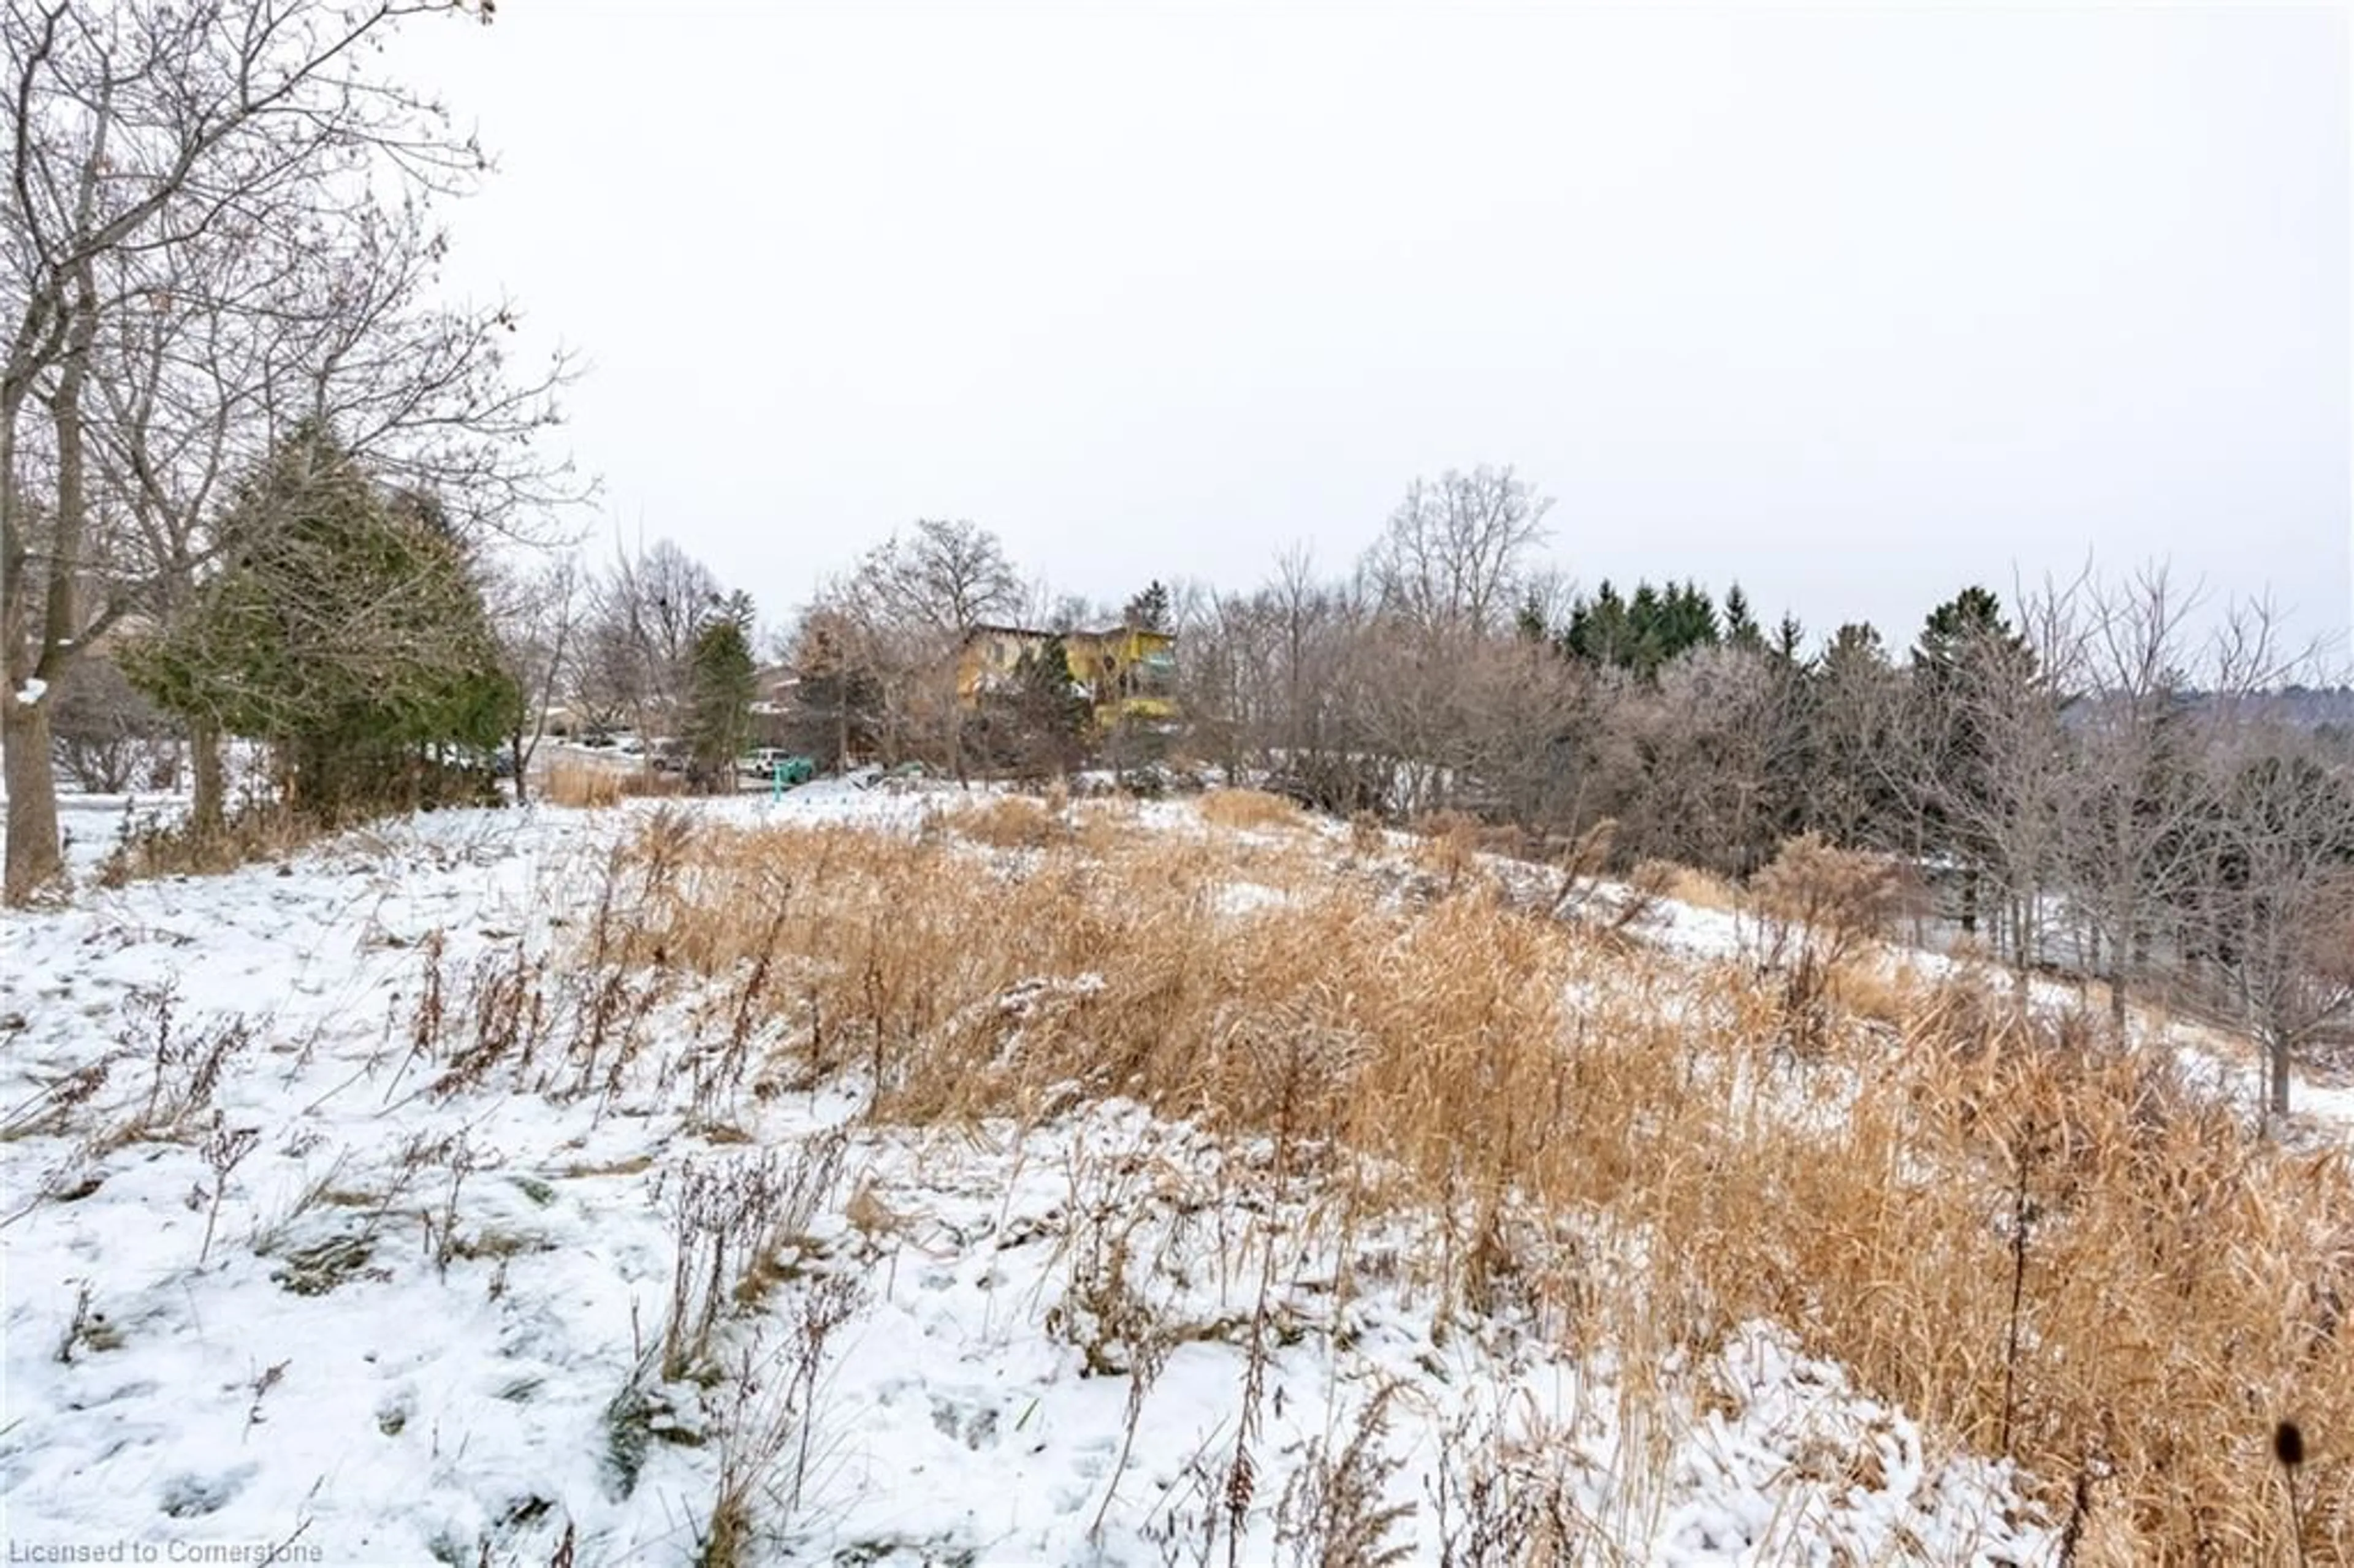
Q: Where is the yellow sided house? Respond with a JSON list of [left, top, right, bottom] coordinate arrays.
[[958, 623, 1178, 725]]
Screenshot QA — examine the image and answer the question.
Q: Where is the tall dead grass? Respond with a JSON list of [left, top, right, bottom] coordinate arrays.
[[1196, 788, 1303, 832], [96, 802, 328, 885], [589, 809, 2354, 1562], [541, 760, 687, 809], [543, 760, 624, 809]]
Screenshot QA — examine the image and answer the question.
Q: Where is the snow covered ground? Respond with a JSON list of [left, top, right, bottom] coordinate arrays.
[[4, 785, 2062, 1564]]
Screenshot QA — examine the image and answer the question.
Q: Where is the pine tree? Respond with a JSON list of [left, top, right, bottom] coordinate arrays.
[[1123, 580, 1173, 632], [1560, 580, 1634, 668], [685, 592, 758, 791], [1724, 585, 1765, 651], [1003, 634, 1091, 778], [1514, 590, 1550, 644], [1661, 580, 1721, 658], [788, 613, 884, 770], [1561, 579, 1724, 677]]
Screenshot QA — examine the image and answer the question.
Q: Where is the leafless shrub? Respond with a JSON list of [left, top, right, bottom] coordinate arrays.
[[1428, 1412, 1583, 1567], [1750, 834, 1906, 1054], [697, 1272, 865, 1568], [197, 1115, 262, 1265], [1751, 833, 1905, 972], [1272, 1381, 1415, 1567], [48, 656, 173, 793], [656, 1135, 848, 1382], [107, 983, 253, 1144], [430, 943, 552, 1095]]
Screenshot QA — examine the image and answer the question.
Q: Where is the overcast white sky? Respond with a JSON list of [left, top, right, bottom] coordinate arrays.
[[402, 2, 2350, 657]]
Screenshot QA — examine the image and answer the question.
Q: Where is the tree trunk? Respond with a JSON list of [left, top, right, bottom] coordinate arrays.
[[189, 714, 226, 840], [509, 720, 530, 807], [2268, 1033, 2293, 1125], [3, 271, 100, 905], [2, 695, 61, 900]]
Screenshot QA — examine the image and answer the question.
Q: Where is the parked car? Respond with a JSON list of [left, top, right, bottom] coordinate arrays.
[[740, 748, 816, 786], [649, 738, 689, 774]]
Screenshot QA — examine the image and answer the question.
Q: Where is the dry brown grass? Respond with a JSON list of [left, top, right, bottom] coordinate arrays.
[[1641, 858, 1745, 915], [619, 769, 685, 799], [943, 792, 1065, 849], [1197, 788, 1303, 832], [543, 761, 624, 809], [541, 759, 687, 807], [1407, 810, 1491, 896], [96, 802, 330, 885], [585, 809, 2354, 1562]]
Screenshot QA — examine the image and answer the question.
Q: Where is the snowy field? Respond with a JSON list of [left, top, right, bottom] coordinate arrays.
[[0, 781, 2163, 1565]]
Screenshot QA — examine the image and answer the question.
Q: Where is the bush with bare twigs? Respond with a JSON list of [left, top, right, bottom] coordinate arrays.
[[1748, 833, 1909, 1052]]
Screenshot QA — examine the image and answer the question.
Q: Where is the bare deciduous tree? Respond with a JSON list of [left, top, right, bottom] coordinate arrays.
[[2187, 728, 2354, 1122], [1363, 466, 1553, 641], [2060, 567, 2306, 1033], [487, 553, 582, 803], [574, 537, 720, 750], [826, 519, 1024, 782]]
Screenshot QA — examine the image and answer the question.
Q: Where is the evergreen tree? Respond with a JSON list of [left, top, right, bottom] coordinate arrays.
[[125, 421, 519, 820], [1021, 635, 1091, 764], [1805, 623, 1906, 847], [1723, 585, 1765, 651], [1514, 589, 1550, 644], [1561, 578, 1724, 677], [1627, 582, 1666, 670], [685, 591, 758, 791], [1123, 580, 1173, 632], [1559, 580, 1634, 668], [787, 612, 885, 770], [1659, 580, 1721, 658], [1772, 613, 1808, 669]]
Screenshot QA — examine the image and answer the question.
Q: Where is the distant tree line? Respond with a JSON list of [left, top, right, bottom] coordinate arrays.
[[760, 466, 2354, 1121]]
